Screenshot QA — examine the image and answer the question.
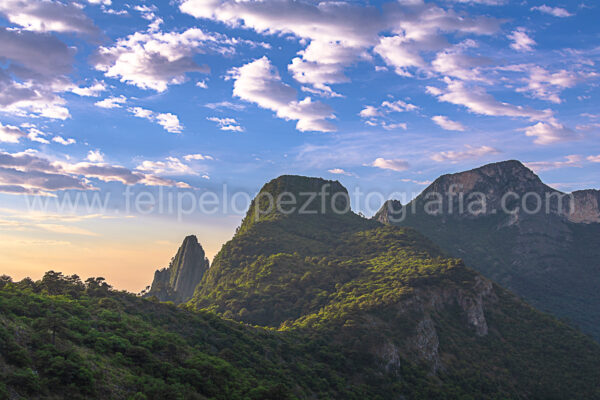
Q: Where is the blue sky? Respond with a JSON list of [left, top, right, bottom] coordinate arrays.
[[0, 0, 599, 289]]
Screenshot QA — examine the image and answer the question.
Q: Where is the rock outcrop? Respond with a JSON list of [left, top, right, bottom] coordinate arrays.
[[376, 160, 600, 340], [568, 189, 600, 223], [144, 235, 209, 303]]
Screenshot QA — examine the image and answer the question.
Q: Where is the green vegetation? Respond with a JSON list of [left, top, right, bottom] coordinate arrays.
[[2, 175, 600, 399]]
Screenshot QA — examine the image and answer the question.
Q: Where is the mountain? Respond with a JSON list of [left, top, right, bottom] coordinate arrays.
[[187, 175, 600, 398], [375, 160, 600, 339], [143, 235, 209, 303], [4, 174, 600, 399]]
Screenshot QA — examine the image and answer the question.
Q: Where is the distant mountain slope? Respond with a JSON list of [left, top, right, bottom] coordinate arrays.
[[187, 175, 600, 398], [143, 235, 209, 303], [375, 160, 600, 339]]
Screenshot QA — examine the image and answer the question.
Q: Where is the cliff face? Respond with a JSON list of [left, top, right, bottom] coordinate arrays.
[[145, 235, 209, 303], [568, 189, 600, 223], [376, 160, 600, 340]]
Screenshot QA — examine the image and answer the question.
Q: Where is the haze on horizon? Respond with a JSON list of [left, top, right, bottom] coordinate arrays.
[[0, 0, 599, 291]]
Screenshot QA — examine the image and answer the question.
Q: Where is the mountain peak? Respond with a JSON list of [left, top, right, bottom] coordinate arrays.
[[144, 235, 209, 303], [238, 175, 352, 233]]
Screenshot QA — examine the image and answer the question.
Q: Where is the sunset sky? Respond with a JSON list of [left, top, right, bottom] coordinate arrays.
[[1, 0, 599, 291]]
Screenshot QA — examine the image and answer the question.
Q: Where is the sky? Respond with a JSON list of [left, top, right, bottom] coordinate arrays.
[[0, 0, 599, 291]]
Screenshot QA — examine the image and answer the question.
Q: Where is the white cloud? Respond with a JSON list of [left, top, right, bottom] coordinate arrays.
[[517, 67, 578, 104], [427, 78, 551, 120], [94, 95, 127, 109], [52, 136, 76, 146], [374, 35, 426, 77], [0, 150, 189, 195], [0, 28, 73, 119], [381, 122, 407, 131], [359, 99, 416, 129], [524, 120, 581, 145], [431, 40, 491, 82], [587, 155, 600, 163], [93, 26, 267, 92], [431, 145, 499, 162], [86, 0, 112, 5], [26, 128, 50, 144], [371, 158, 410, 172], [508, 28, 535, 52], [93, 28, 215, 92], [531, 5, 573, 18], [383, 100, 419, 113], [136, 157, 196, 175], [207, 117, 244, 132], [359, 106, 382, 118], [196, 80, 208, 89], [128, 107, 183, 133], [184, 154, 214, 161], [328, 168, 354, 176], [0, 123, 27, 143], [228, 57, 336, 132], [204, 101, 246, 111], [87, 150, 104, 163], [432, 115, 465, 131], [526, 155, 582, 172], [0, 0, 98, 35], [180, 0, 500, 90], [71, 81, 107, 97]]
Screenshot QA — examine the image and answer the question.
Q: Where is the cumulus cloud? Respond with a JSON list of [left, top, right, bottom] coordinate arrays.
[[0, 149, 190, 195], [431, 40, 491, 82], [0, 123, 27, 143], [328, 168, 355, 176], [531, 5, 573, 18], [207, 117, 244, 132], [430, 145, 499, 162], [93, 28, 214, 92], [359, 106, 382, 118], [52, 136, 76, 146], [180, 0, 500, 91], [71, 81, 107, 97], [228, 57, 335, 132], [523, 120, 581, 145], [94, 95, 127, 109], [431, 115, 466, 131], [525, 155, 582, 172], [517, 67, 578, 104], [426, 78, 551, 120], [0, 0, 98, 35], [136, 157, 196, 175], [508, 28, 535, 52], [0, 149, 191, 192], [371, 158, 410, 171], [129, 107, 183, 133], [184, 154, 214, 161], [0, 28, 73, 119], [87, 150, 104, 163], [93, 26, 268, 92]]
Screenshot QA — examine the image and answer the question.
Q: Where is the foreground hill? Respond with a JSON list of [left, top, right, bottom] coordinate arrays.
[[375, 160, 600, 339], [187, 175, 600, 398]]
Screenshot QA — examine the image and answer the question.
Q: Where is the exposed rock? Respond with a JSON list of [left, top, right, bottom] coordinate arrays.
[[377, 159, 600, 339], [567, 189, 600, 223], [144, 235, 209, 303], [412, 316, 442, 373]]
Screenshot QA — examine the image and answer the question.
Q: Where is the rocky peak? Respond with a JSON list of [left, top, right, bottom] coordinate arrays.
[[567, 189, 600, 224], [373, 200, 403, 224], [144, 235, 209, 303], [239, 175, 352, 232]]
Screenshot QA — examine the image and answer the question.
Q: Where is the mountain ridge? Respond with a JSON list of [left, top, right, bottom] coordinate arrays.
[[376, 159, 600, 339]]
